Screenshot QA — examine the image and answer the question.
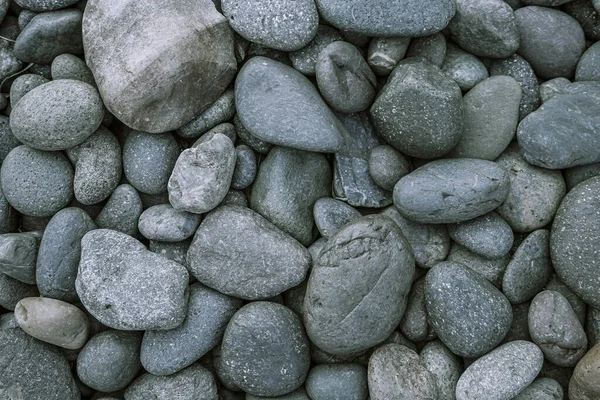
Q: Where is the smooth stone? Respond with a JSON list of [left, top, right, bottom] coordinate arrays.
[[381, 206, 450, 268], [149, 240, 190, 270], [367, 37, 410, 76], [235, 56, 343, 153], [587, 307, 600, 348], [231, 145, 257, 190], [455, 340, 543, 400], [83, 0, 236, 133], [66, 126, 122, 205], [448, 212, 514, 259], [187, 205, 310, 300], [141, 283, 242, 376], [420, 341, 462, 400], [569, 343, 600, 399], [0, 271, 39, 310], [503, 229, 552, 304], [399, 277, 436, 342], [333, 112, 392, 208], [566, 0, 600, 41], [0, 328, 79, 399], [449, 0, 520, 58], [123, 130, 180, 195], [576, 41, 600, 81], [368, 344, 438, 400], [447, 243, 510, 287], [14, 0, 78, 11], [220, 189, 248, 207], [0, 116, 20, 164], [246, 388, 310, 400], [394, 158, 509, 224], [36, 208, 95, 302], [15, 297, 89, 349], [546, 276, 587, 326], [425, 262, 513, 358], [540, 77, 572, 103], [315, 41, 377, 113], [221, 302, 310, 397], [14, 9, 83, 63], [77, 330, 141, 392], [95, 184, 142, 236], [1, 145, 73, 217], [449, 76, 521, 160], [9, 73, 49, 108], [176, 89, 235, 139], [51, 53, 95, 85], [496, 142, 566, 232], [168, 133, 235, 214], [305, 364, 368, 400], [529, 290, 588, 367], [313, 197, 361, 239], [0, 232, 38, 284], [515, 6, 585, 79], [125, 364, 217, 400], [192, 122, 237, 147], [514, 378, 563, 400], [371, 58, 463, 159], [233, 114, 272, 154], [406, 33, 447, 67], [517, 82, 600, 169], [250, 146, 330, 246], [315, 0, 456, 37], [76, 229, 189, 330], [441, 43, 489, 91], [138, 204, 201, 242], [490, 54, 541, 120], [304, 215, 415, 356], [290, 25, 343, 76], [368, 145, 410, 191], [0, 187, 18, 234], [222, 0, 317, 51]]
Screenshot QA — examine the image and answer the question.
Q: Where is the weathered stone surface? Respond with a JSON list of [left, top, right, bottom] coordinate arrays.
[[367, 37, 411, 76], [51, 53, 96, 86], [448, 212, 514, 259], [406, 33, 447, 67], [569, 343, 600, 400], [420, 341, 462, 400], [368, 145, 410, 191], [14, 0, 79, 11], [95, 184, 143, 236], [138, 204, 201, 242], [231, 145, 257, 190], [177, 89, 235, 139], [290, 25, 343, 75], [313, 197, 361, 239], [305, 364, 368, 400], [441, 43, 489, 91], [9, 73, 49, 109], [0, 272, 39, 310], [513, 377, 564, 400], [447, 243, 510, 287], [0, 232, 38, 284], [576, 40, 600, 82], [546, 276, 588, 326], [399, 277, 436, 342]]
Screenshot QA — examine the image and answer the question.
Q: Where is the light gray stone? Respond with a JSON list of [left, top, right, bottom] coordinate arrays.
[[138, 204, 201, 242]]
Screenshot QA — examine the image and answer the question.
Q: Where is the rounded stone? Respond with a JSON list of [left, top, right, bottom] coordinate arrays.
[[95, 184, 143, 236], [406, 33, 447, 68], [576, 41, 600, 82], [138, 204, 201, 242], [569, 343, 600, 400], [231, 144, 257, 190], [221, 302, 310, 397], [399, 277, 436, 342], [420, 341, 462, 400], [513, 377, 563, 400], [9, 73, 49, 108], [448, 212, 514, 259], [0, 272, 39, 310], [313, 197, 361, 239], [14, 0, 79, 11], [305, 364, 368, 400], [51, 53, 95, 86], [177, 89, 236, 140], [539, 77, 572, 103], [546, 276, 588, 326], [289, 25, 343, 75], [566, 0, 600, 41], [368, 145, 410, 191], [234, 114, 272, 154], [447, 243, 510, 287], [367, 37, 411, 76], [441, 43, 489, 91], [0, 233, 38, 284]]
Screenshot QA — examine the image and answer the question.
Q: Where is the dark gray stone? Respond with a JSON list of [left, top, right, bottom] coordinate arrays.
[[455, 341, 543, 400], [502, 229, 552, 304], [220, 189, 248, 207], [9, 73, 49, 108], [425, 261, 513, 358], [95, 184, 142, 236], [176, 89, 235, 139], [304, 215, 415, 356], [36, 207, 95, 302], [149, 239, 190, 269], [447, 243, 510, 287], [546, 276, 588, 326], [0, 232, 38, 284], [289, 25, 342, 75], [222, 0, 318, 51], [246, 41, 291, 65], [233, 114, 271, 154], [0, 47, 22, 81], [123, 130, 180, 195], [0, 328, 79, 399], [448, 212, 514, 259], [539, 77, 572, 103], [231, 145, 256, 190], [529, 290, 587, 367], [141, 283, 242, 375], [246, 388, 310, 400], [449, 0, 520, 58], [191, 122, 237, 147], [76, 229, 189, 330], [450, 76, 521, 160], [371, 58, 463, 159], [576, 41, 600, 81], [138, 204, 201, 242], [250, 146, 331, 246], [441, 43, 489, 91], [313, 197, 361, 239], [587, 307, 600, 347], [187, 205, 310, 300], [399, 277, 436, 342], [394, 158, 509, 224], [420, 341, 462, 400], [14, 9, 83, 63], [515, 6, 585, 79], [406, 33, 447, 68], [496, 142, 566, 232], [513, 377, 564, 400], [368, 145, 410, 191], [0, 271, 38, 310], [315, 0, 456, 37], [503, 302, 532, 343], [15, 0, 78, 11], [1, 145, 73, 217], [367, 37, 411, 76], [83, 0, 237, 133], [306, 364, 368, 400], [0, 187, 18, 235], [51, 53, 95, 85], [566, 0, 600, 41], [221, 302, 310, 397]]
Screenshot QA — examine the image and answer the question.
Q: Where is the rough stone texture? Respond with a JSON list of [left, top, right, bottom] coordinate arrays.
[[177, 89, 235, 139], [566, 0, 600, 41], [368, 344, 438, 400], [420, 341, 462, 400], [1, 145, 74, 217], [83, 0, 237, 133], [187, 205, 310, 300], [0, 116, 21, 165], [221, 302, 310, 397], [425, 262, 513, 358], [304, 215, 415, 356], [496, 142, 566, 232], [76, 229, 189, 330], [141, 283, 242, 376], [9, 73, 49, 108], [95, 184, 143, 236], [455, 341, 544, 400], [51, 53, 96, 86], [290, 25, 343, 75], [576, 41, 600, 82], [0, 188, 18, 235], [251, 147, 330, 246], [14, 0, 79, 11], [514, 377, 563, 400], [233, 114, 272, 154], [0, 232, 38, 284], [540, 77, 572, 103], [0, 272, 39, 310], [450, 76, 521, 160], [305, 364, 368, 400], [441, 43, 489, 91], [368, 145, 410, 191], [399, 277, 436, 342], [315, 0, 456, 37], [447, 243, 510, 287], [406, 33, 447, 67], [313, 197, 361, 239], [235, 56, 343, 153], [367, 37, 411, 76], [529, 290, 588, 367], [551, 176, 600, 308], [371, 58, 463, 159], [448, 212, 514, 259], [231, 145, 257, 190], [138, 204, 201, 242], [569, 343, 600, 400], [394, 158, 509, 224]]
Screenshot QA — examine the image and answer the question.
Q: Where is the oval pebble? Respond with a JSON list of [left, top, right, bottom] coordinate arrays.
[[569, 343, 600, 400], [51, 53, 95, 86], [231, 144, 257, 190], [576, 40, 600, 82], [138, 204, 201, 242], [0, 232, 39, 284], [406, 33, 447, 67], [9, 73, 49, 108], [420, 340, 462, 400], [177, 89, 235, 140], [289, 25, 343, 75], [95, 184, 143, 237], [368, 145, 410, 191], [441, 43, 489, 92], [448, 212, 514, 259], [313, 197, 361, 239], [367, 37, 410, 76], [447, 243, 510, 287], [514, 377, 563, 400], [305, 364, 368, 400]]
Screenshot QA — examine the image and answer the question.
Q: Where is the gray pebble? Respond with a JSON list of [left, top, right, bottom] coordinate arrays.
[[246, 388, 310, 400], [247, 41, 291, 65], [9, 73, 49, 108], [0, 232, 38, 284], [192, 122, 237, 147], [425, 261, 513, 358], [587, 306, 600, 347], [50, 53, 95, 85], [0, 187, 18, 234], [529, 290, 588, 367], [231, 145, 256, 190], [139, 191, 170, 209], [138, 204, 201, 242], [406, 33, 447, 68], [220, 189, 248, 208], [399, 277, 436, 342], [0, 270, 38, 309], [447, 243, 510, 287], [545, 276, 587, 326], [0, 46, 22, 81], [368, 144, 410, 191], [233, 114, 271, 154], [503, 301, 532, 343], [177, 88, 235, 139], [455, 340, 543, 400], [0, 117, 19, 167], [566, 0, 600, 41], [141, 283, 242, 376], [304, 215, 415, 356], [76, 229, 189, 330], [305, 364, 368, 400], [502, 229, 552, 304], [289, 25, 343, 75], [513, 377, 564, 400], [14, 0, 78, 11], [187, 205, 310, 300], [420, 340, 463, 400], [441, 43, 489, 91], [1, 145, 74, 217], [367, 37, 411, 76], [539, 77, 571, 103], [576, 41, 600, 81], [149, 239, 190, 269], [221, 302, 310, 397], [95, 184, 142, 236], [313, 197, 361, 239], [448, 212, 514, 259]]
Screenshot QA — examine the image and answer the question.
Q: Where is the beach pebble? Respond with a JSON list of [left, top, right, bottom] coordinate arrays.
[[367, 37, 411, 76], [420, 340, 463, 400], [0, 271, 39, 310], [406, 33, 447, 67], [539, 77, 572, 103], [448, 212, 514, 259], [9, 73, 49, 108], [569, 343, 600, 400], [576, 40, 600, 81], [305, 364, 368, 400], [513, 377, 564, 400], [0, 232, 39, 284], [368, 145, 410, 191], [289, 25, 343, 75], [313, 197, 361, 239], [95, 184, 142, 236], [447, 243, 510, 287], [14, 0, 79, 11], [231, 145, 257, 190], [441, 43, 489, 91], [51, 53, 95, 85], [176, 89, 235, 139], [138, 204, 201, 242]]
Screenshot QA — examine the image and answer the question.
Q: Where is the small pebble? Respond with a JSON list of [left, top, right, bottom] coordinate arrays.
[[313, 197, 361, 239], [0, 232, 39, 284], [441, 43, 489, 91], [368, 145, 410, 191], [305, 364, 368, 400], [138, 204, 201, 242], [231, 144, 257, 190], [367, 37, 411, 76], [448, 212, 514, 259], [95, 184, 143, 236]]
